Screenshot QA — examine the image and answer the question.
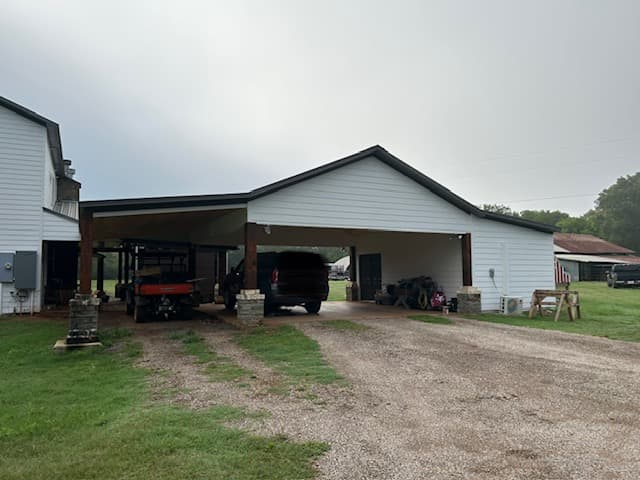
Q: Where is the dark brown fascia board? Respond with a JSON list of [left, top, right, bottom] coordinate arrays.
[[80, 145, 556, 234], [81, 192, 250, 212], [0, 96, 65, 177]]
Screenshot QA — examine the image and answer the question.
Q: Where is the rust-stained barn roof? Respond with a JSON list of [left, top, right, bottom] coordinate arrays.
[[554, 233, 635, 255]]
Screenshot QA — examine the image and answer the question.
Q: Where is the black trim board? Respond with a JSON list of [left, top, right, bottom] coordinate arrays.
[[81, 145, 556, 234]]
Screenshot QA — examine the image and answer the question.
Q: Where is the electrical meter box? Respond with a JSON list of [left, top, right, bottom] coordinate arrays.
[[14, 251, 37, 289], [0, 253, 15, 283]]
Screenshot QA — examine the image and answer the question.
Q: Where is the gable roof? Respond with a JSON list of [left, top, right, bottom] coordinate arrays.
[[81, 145, 556, 233], [554, 233, 635, 255], [0, 95, 65, 178]]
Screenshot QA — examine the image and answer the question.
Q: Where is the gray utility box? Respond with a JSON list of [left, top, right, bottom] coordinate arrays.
[[0, 253, 15, 283], [14, 251, 37, 289]]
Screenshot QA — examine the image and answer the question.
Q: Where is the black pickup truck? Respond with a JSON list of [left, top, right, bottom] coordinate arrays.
[[223, 251, 329, 314], [607, 264, 640, 288]]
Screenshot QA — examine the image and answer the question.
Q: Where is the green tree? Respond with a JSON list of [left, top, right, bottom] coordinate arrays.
[[481, 204, 519, 216], [591, 172, 640, 251], [519, 209, 570, 227]]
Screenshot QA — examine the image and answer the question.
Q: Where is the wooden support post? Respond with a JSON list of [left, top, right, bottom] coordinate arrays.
[[79, 210, 93, 294], [217, 250, 227, 285], [461, 233, 472, 286], [350, 246, 357, 282], [124, 247, 130, 285], [244, 223, 258, 290], [96, 255, 104, 292], [117, 250, 123, 284]]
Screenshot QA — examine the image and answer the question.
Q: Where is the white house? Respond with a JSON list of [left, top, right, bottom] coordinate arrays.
[[0, 96, 80, 314]]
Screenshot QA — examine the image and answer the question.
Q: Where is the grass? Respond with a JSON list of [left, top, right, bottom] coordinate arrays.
[[463, 281, 640, 342], [168, 329, 251, 382], [321, 319, 370, 331], [0, 318, 328, 479], [327, 280, 347, 302], [91, 278, 118, 297], [407, 314, 453, 325], [235, 325, 343, 386]]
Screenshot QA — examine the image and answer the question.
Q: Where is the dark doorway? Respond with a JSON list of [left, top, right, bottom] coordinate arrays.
[[359, 253, 381, 300], [44, 241, 79, 305]]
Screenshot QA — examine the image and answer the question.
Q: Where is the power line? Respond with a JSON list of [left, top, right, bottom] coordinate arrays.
[[498, 193, 599, 204]]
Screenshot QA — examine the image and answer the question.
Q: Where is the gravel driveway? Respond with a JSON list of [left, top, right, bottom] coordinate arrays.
[[133, 314, 640, 479]]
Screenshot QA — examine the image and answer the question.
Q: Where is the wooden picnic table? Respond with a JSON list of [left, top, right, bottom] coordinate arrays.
[[528, 289, 581, 322]]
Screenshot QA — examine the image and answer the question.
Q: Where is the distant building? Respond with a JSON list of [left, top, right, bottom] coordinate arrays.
[[0, 96, 80, 314], [554, 233, 640, 281]]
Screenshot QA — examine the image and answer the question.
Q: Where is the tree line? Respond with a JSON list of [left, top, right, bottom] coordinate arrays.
[[482, 172, 640, 252]]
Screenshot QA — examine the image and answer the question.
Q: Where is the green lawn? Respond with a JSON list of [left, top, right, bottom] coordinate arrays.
[[235, 325, 343, 386], [0, 319, 327, 479], [464, 281, 640, 342], [328, 280, 347, 302], [91, 278, 118, 296], [167, 329, 251, 382]]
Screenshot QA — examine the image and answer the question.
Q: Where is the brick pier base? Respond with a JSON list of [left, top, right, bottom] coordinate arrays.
[[456, 286, 481, 314], [236, 289, 265, 327], [67, 294, 100, 344]]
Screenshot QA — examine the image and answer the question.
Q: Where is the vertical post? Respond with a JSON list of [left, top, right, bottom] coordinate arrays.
[[350, 246, 357, 282], [79, 210, 93, 294], [117, 250, 123, 284], [124, 246, 130, 285], [217, 250, 227, 285], [188, 245, 197, 278], [244, 222, 258, 290], [96, 255, 104, 292], [462, 233, 472, 286]]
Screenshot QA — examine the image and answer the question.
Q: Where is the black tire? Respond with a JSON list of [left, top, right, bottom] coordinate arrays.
[[223, 290, 236, 310], [305, 301, 321, 314], [181, 306, 194, 320], [134, 305, 147, 323]]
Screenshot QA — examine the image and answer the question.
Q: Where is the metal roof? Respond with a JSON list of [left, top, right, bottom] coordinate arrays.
[[81, 146, 556, 234], [555, 253, 640, 264], [554, 233, 634, 254]]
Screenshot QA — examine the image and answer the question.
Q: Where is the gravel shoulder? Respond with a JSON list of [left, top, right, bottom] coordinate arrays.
[[132, 313, 640, 479]]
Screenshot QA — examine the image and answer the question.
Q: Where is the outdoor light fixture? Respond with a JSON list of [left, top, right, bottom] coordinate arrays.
[[264, 225, 271, 235]]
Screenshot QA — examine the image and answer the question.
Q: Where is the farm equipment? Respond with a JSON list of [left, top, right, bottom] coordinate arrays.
[[125, 246, 200, 322]]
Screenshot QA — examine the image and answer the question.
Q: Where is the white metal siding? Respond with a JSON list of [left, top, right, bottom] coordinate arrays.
[[43, 210, 80, 241], [248, 156, 473, 234], [0, 105, 46, 313], [470, 217, 555, 310], [43, 142, 56, 209]]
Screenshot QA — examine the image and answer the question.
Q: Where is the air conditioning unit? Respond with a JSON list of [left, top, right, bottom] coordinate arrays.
[[500, 296, 522, 315]]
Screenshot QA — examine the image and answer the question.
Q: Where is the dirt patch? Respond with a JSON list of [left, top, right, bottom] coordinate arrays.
[[128, 311, 640, 479]]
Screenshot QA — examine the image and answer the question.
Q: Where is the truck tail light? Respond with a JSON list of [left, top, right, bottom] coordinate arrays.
[[271, 268, 279, 284]]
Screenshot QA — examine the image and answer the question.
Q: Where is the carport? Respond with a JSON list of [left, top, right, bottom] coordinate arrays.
[[79, 145, 555, 320]]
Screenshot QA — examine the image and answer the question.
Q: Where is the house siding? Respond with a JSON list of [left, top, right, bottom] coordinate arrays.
[[43, 210, 80, 241], [248, 156, 473, 234], [0, 105, 48, 313], [470, 216, 555, 310]]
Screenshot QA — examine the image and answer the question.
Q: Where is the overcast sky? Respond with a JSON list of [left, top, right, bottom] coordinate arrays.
[[1, 0, 638, 216]]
